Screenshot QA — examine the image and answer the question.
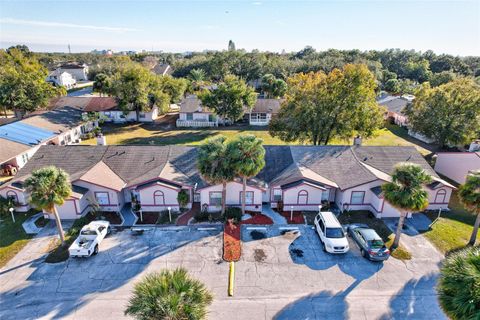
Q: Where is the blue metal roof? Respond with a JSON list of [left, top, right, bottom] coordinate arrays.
[[0, 122, 55, 146]]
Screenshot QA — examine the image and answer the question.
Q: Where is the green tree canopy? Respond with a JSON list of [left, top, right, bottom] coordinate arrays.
[[199, 75, 257, 123], [125, 268, 213, 320], [458, 170, 480, 246], [261, 74, 287, 98], [269, 64, 384, 145], [407, 78, 480, 148], [227, 135, 266, 214], [384, 78, 401, 94], [92, 73, 112, 96], [0, 48, 64, 117], [197, 136, 235, 214], [24, 166, 72, 245], [381, 163, 431, 248], [438, 246, 480, 320]]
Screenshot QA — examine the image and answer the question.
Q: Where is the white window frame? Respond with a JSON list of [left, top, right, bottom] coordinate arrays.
[[209, 192, 222, 206], [273, 188, 282, 201], [350, 191, 365, 205], [95, 192, 110, 205], [240, 191, 254, 205]]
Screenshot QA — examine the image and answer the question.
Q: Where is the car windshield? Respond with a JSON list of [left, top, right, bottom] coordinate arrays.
[[81, 230, 97, 236], [326, 227, 345, 238], [368, 239, 385, 249]]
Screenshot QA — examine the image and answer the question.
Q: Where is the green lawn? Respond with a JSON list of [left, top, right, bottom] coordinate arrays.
[[81, 122, 432, 154], [0, 210, 36, 268], [423, 190, 479, 255]]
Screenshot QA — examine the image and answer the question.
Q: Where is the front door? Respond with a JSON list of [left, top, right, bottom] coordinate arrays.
[[194, 192, 201, 202]]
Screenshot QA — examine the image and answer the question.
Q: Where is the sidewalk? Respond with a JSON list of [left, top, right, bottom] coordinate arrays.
[[261, 204, 287, 224]]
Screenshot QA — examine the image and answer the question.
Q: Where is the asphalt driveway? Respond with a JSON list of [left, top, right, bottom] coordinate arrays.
[[0, 224, 445, 320]]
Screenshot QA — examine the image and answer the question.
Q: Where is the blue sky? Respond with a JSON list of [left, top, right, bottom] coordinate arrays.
[[0, 0, 479, 55]]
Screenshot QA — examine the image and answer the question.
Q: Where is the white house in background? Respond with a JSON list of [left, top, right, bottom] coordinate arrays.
[[176, 95, 218, 127], [1, 144, 454, 220], [81, 97, 160, 122], [152, 64, 173, 76], [56, 62, 89, 81], [377, 94, 412, 127], [248, 98, 283, 126], [435, 148, 480, 184], [46, 70, 77, 89]]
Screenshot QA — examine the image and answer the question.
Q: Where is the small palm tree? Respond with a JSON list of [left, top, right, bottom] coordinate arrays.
[[382, 163, 432, 248], [438, 246, 480, 320], [25, 166, 72, 245], [125, 268, 213, 320], [228, 135, 266, 214], [458, 170, 480, 246], [189, 68, 206, 82], [197, 136, 235, 214]]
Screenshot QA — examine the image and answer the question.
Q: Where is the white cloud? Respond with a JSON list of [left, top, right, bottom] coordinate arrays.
[[0, 18, 139, 33]]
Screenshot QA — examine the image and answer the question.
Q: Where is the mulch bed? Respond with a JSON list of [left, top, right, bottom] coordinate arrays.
[[97, 212, 122, 225], [223, 222, 241, 262], [280, 211, 305, 224], [135, 212, 159, 225], [242, 213, 273, 225]]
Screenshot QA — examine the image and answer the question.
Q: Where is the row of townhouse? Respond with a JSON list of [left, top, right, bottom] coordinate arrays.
[[0, 144, 454, 220], [176, 95, 283, 127]]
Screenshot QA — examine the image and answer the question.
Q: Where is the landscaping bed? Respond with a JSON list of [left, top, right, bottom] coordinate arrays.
[[279, 211, 305, 224], [338, 210, 411, 260], [95, 211, 122, 225], [242, 213, 273, 225], [136, 211, 181, 225], [34, 215, 49, 228], [223, 222, 241, 262]]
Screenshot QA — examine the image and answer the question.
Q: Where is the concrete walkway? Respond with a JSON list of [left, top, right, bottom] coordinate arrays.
[[119, 204, 137, 227], [21, 212, 44, 235], [262, 204, 287, 224]]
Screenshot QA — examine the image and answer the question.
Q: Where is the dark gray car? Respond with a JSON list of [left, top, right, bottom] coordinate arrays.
[[347, 224, 390, 261]]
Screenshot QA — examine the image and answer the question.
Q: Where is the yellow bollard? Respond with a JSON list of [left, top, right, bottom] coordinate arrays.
[[228, 261, 235, 296]]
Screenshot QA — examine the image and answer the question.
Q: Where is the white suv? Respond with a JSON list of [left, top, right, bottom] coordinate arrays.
[[314, 211, 349, 254]]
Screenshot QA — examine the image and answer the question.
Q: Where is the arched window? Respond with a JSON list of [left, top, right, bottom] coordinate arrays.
[[6, 190, 18, 204], [297, 190, 308, 204], [435, 189, 447, 203], [154, 190, 165, 205]]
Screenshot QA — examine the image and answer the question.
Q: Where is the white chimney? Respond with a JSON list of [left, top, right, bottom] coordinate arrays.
[[96, 134, 107, 146], [353, 135, 362, 146]]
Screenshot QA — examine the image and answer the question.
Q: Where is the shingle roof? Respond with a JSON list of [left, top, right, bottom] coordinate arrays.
[[378, 97, 409, 114], [0, 138, 31, 164], [6, 145, 440, 192], [21, 106, 84, 133], [83, 97, 118, 112], [251, 99, 283, 114], [179, 95, 211, 113], [152, 64, 172, 76]]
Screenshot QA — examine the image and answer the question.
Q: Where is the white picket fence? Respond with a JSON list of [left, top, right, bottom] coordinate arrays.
[[176, 120, 217, 127]]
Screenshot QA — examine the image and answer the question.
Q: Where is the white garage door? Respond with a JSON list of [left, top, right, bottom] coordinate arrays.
[[56, 200, 78, 220]]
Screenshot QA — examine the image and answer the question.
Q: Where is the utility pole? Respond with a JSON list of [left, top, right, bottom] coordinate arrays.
[[68, 44, 71, 54]]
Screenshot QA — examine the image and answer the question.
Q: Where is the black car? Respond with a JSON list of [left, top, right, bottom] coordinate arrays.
[[347, 224, 390, 261]]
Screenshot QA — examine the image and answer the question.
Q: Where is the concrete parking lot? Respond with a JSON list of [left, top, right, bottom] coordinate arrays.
[[0, 224, 445, 320]]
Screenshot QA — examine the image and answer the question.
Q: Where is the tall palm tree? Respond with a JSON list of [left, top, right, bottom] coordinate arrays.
[[125, 268, 213, 320], [381, 163, 432, 248], [228, 135, 266, 214], [197, 136, 235, 214], [458, 170, 480, 246], [438, 246, 480, 320], [25, 166, 72, 245]]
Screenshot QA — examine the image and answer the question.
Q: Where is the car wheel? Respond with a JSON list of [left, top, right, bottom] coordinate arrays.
[[360, 249, 366, 258], [322, 241, 326, 252], [93, 245, 99, 255], [107, 226, 112, 235]]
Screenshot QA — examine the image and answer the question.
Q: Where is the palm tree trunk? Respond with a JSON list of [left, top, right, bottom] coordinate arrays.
[[392, 211, 406, 248], [221, 181, 227, 215], [242, 176, 247, 215], [468, 212, 480, 246], [51, 206, 66, 246]]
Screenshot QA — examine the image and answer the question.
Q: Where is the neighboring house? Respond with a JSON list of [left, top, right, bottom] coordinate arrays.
[[46, 70, 77, 89], [152, 64, 173, 76], [56, 62, 89, 81], [377, 93, 413, 127], [248, 98, 283, 126], [0, 106, 94, 177], [1, 144, 454, 220], [435, 151, 480, 184], [177, 95, 218, 127]]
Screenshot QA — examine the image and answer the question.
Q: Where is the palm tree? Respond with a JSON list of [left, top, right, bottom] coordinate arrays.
[[189, 68, 206, 82], [197, 136, 235, 214], [438, 246, 480, 320], [381, 163, 432, 248], [458, 170, 480, 246], [125, 268, 213, 320], [25, 166, 72, 245], [228, 135, 266, 214]]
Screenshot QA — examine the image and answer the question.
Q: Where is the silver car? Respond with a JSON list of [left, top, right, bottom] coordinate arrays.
[[347, 224, 390, 261]]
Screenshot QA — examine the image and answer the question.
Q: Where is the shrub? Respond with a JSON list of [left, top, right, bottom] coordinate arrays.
[[438, 246, 480, 320], [177, 190, 189, 208], [194, 210, 210, 222], [225, 207, 242, 222], [125, 268, 213, 320]]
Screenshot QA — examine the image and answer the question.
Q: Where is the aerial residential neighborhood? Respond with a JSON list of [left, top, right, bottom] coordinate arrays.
[[0, 1, 479, 320]]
